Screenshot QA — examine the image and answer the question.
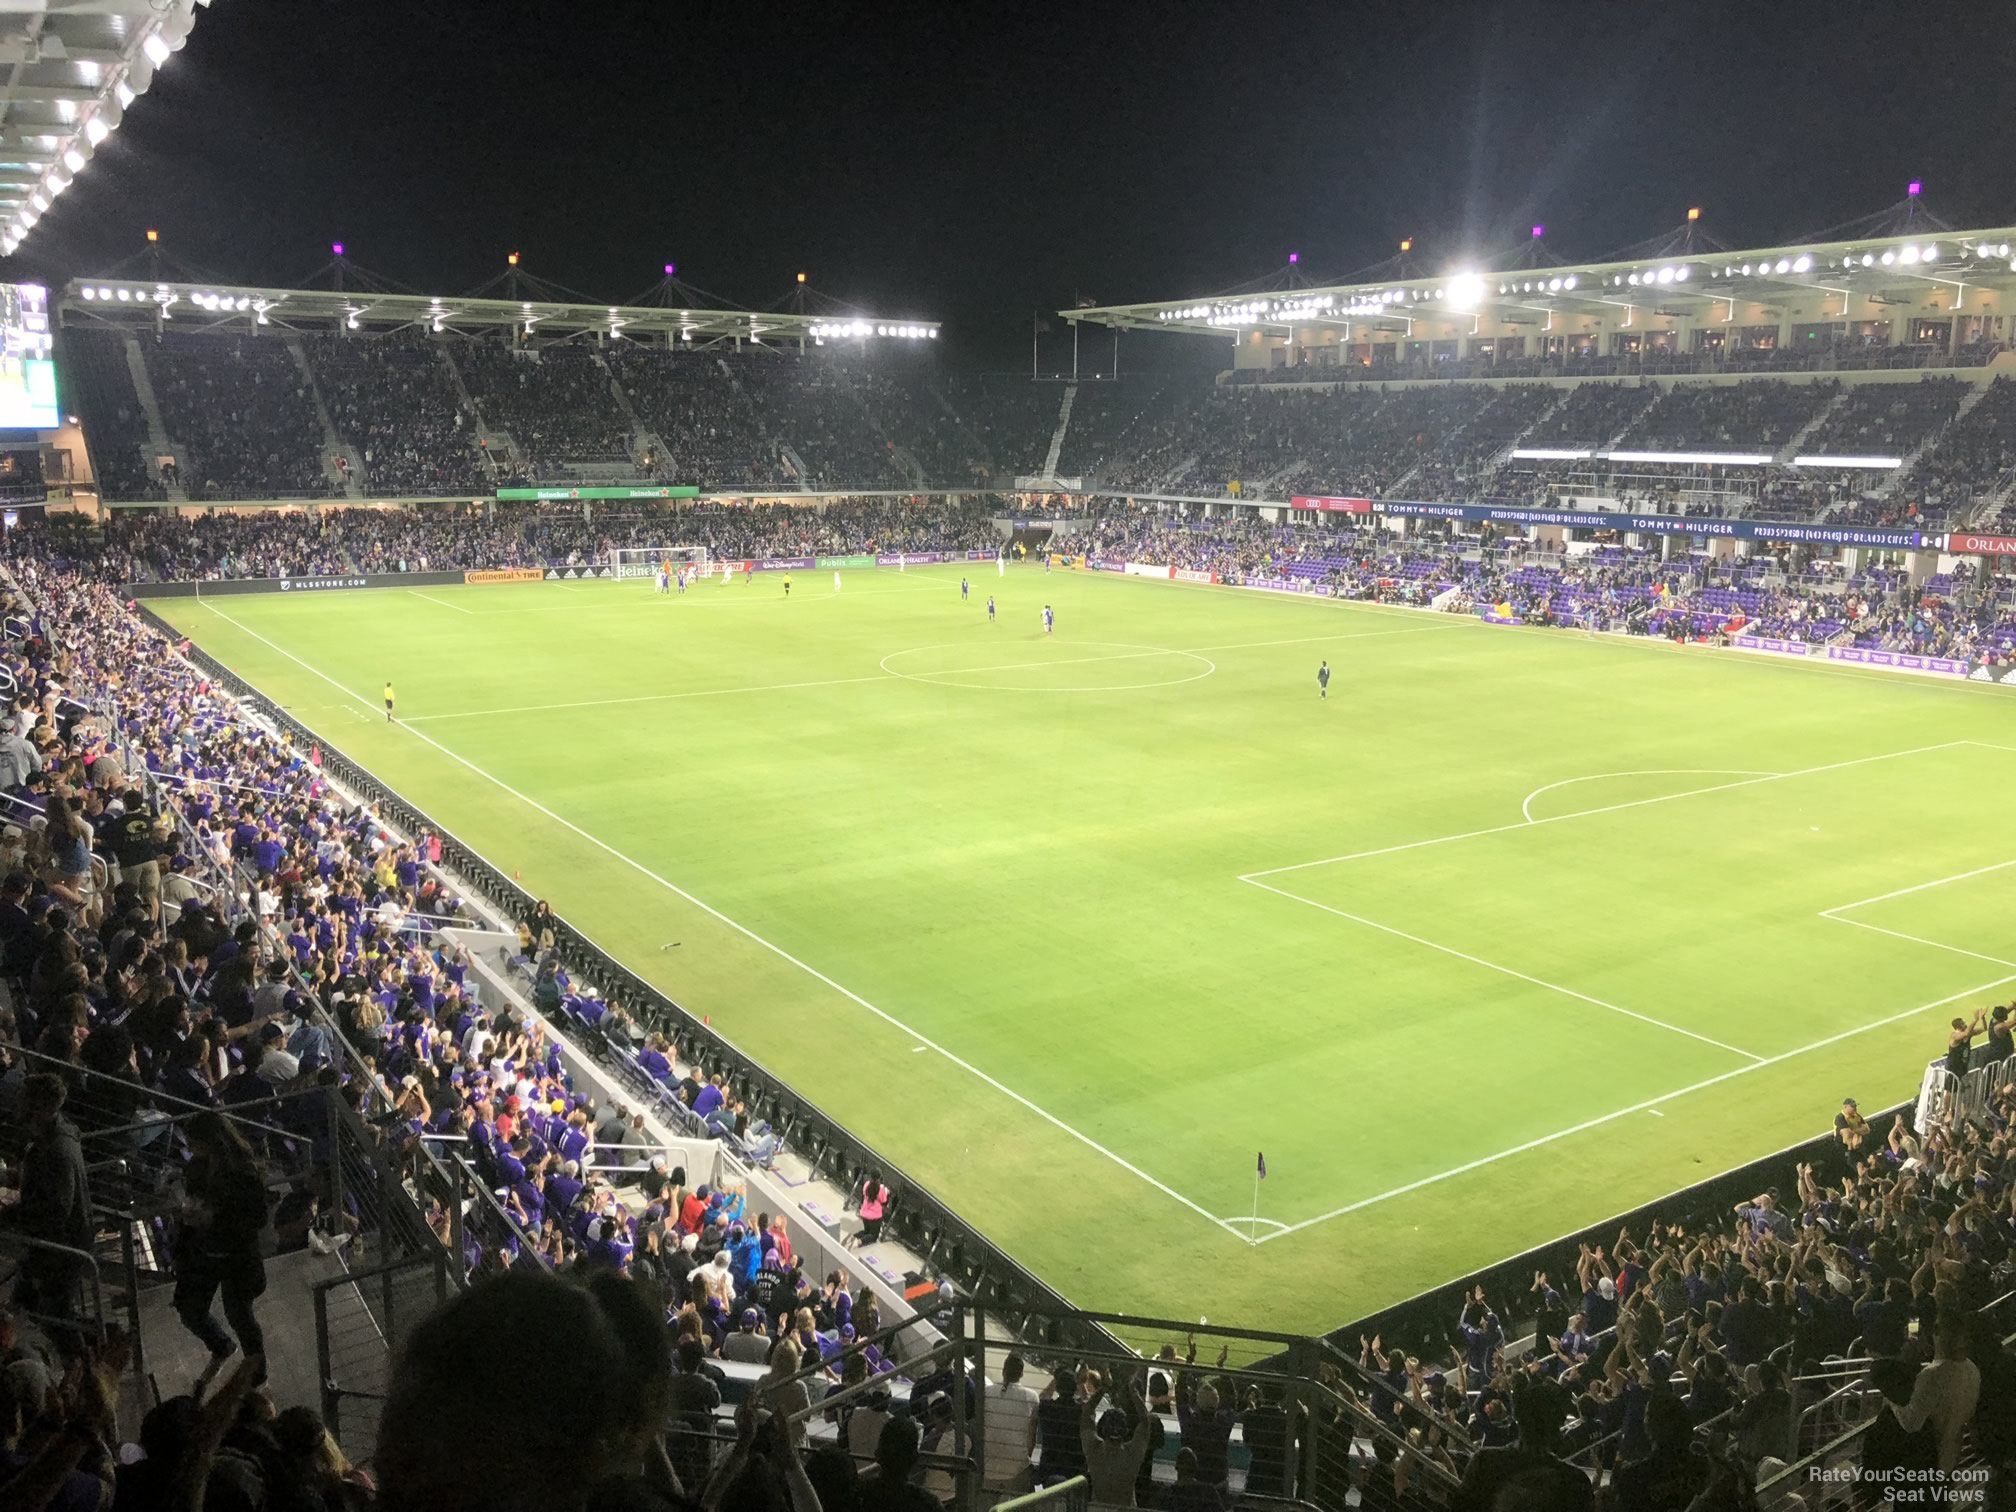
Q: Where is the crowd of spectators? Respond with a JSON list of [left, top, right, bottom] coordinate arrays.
[[737, 363, 914, 491], [454, 345, 634, 478], [1619, 380, 1839, 452], [1797, 378, 1971, 459], [304, 337, 491, 497], [62, 329, 165, 502], [935, 376, 1063, 479], [606, 346, 794, 492], [145, 334, 331, 500]]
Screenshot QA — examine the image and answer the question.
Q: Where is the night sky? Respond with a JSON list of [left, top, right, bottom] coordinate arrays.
[[10, 0, 2016, 367]]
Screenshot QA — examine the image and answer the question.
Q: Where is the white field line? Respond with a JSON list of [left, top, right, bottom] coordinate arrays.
[[1241, 877, 1767, 1062], [1518, 769, 1778, 825], [1816, 855, 2016, 971], [1246, 970, 2016, 1244], [1242, 741, 1975, 880], [1823, 916, 2016, 972], [1818, 857, 2016, 916], [407, 590, 477, 616], [406, 625, 1435, 723], [193, 600, 1249, 1240]]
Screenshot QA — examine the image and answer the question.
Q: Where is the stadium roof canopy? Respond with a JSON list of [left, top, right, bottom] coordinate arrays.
[[1060, 227, 2016, 336], [0, 0, 205, 256], [57, 279, 942, 347]]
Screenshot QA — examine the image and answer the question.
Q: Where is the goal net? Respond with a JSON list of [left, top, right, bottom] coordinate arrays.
[[609, 545, 711, 581]]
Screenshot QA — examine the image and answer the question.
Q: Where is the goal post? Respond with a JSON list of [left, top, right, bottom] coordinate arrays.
[[608, 545, 712, 581]]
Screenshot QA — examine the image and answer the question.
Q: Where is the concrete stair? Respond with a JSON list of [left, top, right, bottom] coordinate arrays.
[[122, 336, 188, 501], [286, 337, 364, 498], [1039, 384, 1076, 477]]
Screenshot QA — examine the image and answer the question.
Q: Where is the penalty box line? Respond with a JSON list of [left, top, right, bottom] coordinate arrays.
[[1242, 877, 1766, 1063], [1819, 856, 2016, 972], [1241, 969, 2016, 1245], [191, 600, 1263, 1244]]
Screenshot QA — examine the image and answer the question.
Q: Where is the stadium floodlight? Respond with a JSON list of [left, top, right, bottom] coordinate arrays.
[[141, 32, 172, 67], [96, 286, 111, 299], [1687, 207, 1701, 221], [1773, 258, 1790, 274], [1880, 251, 1895, 265], [84, 116, 110, 146], [1656, 267, 1674, 284], [1564, 275, 1578, 289], [1741, 264, 1751, 276], [115, 79, 137, 108], [1673, 266, 1689, 281], [506, 251, 519, 266], [1922, 243, 1939, 261], [28, 193, 45, 214], [115, 287, 130, 302], [1627, 273, 1640, 286], [1899, 245, 1920, 265], [1791, 255, 1811, 273], [928, 328, 938, 338], [62, 147, 85, 174], [1861, 253, 1873, 266], [80, 286, 95, 300]]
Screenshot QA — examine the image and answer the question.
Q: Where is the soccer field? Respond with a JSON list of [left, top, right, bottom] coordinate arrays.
[[154, 563, 2016, 1331]]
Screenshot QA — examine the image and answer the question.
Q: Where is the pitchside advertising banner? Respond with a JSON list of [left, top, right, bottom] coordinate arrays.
[[1948, 531, 2016, 556], [1731, 634, 1970, 679], [494, 486, 701, 502], [464, 568, 544, 585], [1377, 500, 1925, 549], [817, 554, 877, 568], [126, 571, 466, 599], [1290, 495, 1374, 513]]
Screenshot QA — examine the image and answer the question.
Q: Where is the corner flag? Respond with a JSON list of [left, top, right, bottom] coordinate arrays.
[[1257, 1152, 1267, 1179]]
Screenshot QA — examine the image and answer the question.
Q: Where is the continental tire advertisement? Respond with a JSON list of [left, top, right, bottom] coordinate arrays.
[[464, 568, 545, 585]]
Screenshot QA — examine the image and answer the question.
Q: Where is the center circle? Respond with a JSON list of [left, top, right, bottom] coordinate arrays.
[[879, 640, 1217, 693]]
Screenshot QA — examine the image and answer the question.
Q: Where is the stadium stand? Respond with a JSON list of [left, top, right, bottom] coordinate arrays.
[[144, 332, 331, 499], [59, 328, 164, 502], [3, 503, 2015, 1512], [454, 343, 634, 477], [737, 359, 915, 490], [1798, 377, 1971, 458], [605, 344, 792, 491], [1620, 380, 1840, 451], [302, 335, 491, 497], [935, 374, 1065, 479]]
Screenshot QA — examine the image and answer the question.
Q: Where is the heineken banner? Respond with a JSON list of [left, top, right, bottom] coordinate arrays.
[[1379, 500, 1924, 549], [496, 486, 701, 502]]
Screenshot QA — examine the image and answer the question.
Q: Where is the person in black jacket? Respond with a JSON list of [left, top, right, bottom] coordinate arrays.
[[13, 1073, 91, 1329], [173, 1110, 271, 1379]]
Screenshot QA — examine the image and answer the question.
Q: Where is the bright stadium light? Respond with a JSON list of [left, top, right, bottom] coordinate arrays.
[[83, 116, 110, 146], [1674, 265, 1689, 281], [62, 147, 85, 174], [115, 287, 130, 302], [1861, 253, 1874, 266], [141, 32, 172, 67], [1880, 250, 1895, 265], [1922, 243, 1940, 261], [115, 79, 137, 108], [80, 286, 95, 300], [1792, 255, 1812, 273], [1898, 245, 1920, 265]]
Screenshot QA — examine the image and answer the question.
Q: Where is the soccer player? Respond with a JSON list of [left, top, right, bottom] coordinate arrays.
[[986, 595, 996, 622], [997, 549, 1005, 578], [676, 566, 688, 594], [383, 680, 396, 722], [1043, 551, 1052, 573], [1042, 604, 1054, 635], [1318, 661, 1331, 699], [960, 577, 969, 601], [744, 563, 753, 584], [783, 573, 792, 597], [655, 565, 669, 595], [833, 570, 842, 592]]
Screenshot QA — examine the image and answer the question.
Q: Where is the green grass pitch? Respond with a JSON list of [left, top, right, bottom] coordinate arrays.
[[155, 563, 2016, 1331]]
